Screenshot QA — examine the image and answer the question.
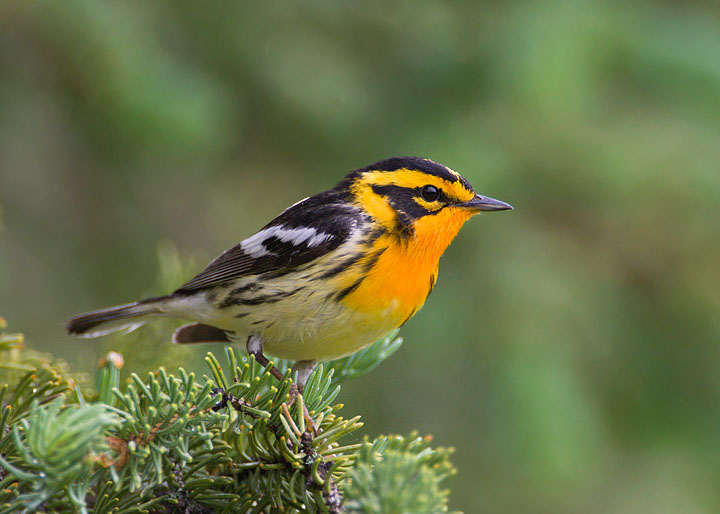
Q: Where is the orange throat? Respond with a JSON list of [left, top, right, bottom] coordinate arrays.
[[341, 207, 474, 323]]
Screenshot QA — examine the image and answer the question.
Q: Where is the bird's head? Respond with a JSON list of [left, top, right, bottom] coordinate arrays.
[[341, 156, 512, 240]]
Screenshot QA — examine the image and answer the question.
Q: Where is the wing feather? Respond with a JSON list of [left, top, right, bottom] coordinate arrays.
[[174, 193, 362, 295]]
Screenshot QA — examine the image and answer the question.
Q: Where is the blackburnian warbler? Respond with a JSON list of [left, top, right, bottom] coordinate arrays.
[[66, 157, 512, 390]]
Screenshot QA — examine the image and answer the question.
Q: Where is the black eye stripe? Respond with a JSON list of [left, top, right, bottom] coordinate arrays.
[[372, 184, 452, 202], [370, 183, 458, 217]]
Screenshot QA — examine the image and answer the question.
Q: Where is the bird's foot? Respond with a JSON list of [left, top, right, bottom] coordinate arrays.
[[246, 334, 285, 381]]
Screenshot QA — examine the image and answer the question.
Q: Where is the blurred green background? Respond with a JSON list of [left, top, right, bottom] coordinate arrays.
[[2, 0, 720, 512]]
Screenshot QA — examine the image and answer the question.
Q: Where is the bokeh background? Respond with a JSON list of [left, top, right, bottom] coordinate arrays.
[[2, 1, 720, 512]]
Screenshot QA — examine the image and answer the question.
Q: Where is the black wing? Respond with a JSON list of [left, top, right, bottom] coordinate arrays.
[[173, 192, 362, 295]]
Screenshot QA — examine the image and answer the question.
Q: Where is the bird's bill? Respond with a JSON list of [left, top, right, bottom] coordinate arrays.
[[460, 194, 513, 212]]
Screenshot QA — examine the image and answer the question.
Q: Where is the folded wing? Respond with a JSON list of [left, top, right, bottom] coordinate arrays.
[[174, 194, 363, 294]]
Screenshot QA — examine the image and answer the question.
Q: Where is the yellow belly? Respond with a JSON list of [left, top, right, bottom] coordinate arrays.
[[260, 299, 401, 361]]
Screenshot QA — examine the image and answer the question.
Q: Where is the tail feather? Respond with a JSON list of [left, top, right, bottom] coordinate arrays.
[[66, 297, 167, 337]]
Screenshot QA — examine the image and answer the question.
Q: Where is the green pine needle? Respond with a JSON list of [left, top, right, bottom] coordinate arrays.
[[0, 319, 459, 513]]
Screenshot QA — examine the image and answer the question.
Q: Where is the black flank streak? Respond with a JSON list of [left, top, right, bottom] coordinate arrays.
[[335, 276, 365, 301], [233, 287, 303, 306], [318, 234, 386, 281], [318, 252, 366, 280], [235, 296, 283, 306], [362, 247, 386, 272], [218, 285, 299, 309]]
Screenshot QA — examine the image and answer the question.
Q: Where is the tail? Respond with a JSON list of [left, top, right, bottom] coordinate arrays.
[[65, 296, 169, 337]]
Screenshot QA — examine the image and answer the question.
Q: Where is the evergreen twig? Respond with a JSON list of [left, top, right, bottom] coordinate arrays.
[[0, 319, 459, 513]]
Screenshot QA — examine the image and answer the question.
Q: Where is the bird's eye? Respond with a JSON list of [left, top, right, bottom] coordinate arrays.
[[421, 185, 440, 202]]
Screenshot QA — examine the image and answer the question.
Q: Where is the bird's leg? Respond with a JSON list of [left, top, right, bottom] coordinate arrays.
[[246, 336, 317, 433], [246, 334, 284, 382], [287, 359, 317, 402], [292, 360, 317, 394], [289, 360, 317, 435]]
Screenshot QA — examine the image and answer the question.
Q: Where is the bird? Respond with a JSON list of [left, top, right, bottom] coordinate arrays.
[[66, 156, 512, 391]]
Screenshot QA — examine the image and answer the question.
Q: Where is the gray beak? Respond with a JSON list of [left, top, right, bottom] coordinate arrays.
[[460, 194, 513, 212]]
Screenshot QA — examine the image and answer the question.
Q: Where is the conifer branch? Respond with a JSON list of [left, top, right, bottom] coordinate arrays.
[[0, 319, 459, 513]]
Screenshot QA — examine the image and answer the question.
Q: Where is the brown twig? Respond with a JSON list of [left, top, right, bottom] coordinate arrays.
[[301, 431, 344, 513]]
